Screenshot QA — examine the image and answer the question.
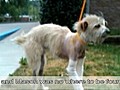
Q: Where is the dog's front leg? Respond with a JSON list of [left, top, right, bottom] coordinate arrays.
[[66, 59, 84, 90], [76, 57, 86, 79]]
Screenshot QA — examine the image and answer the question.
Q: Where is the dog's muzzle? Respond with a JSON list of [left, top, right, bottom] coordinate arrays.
[[96, 28, 110, 44], [101, 28, 110, 38]]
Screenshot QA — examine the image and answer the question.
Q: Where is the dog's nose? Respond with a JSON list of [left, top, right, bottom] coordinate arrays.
[[102, 28, 110, 38], [106, 28, 110, 34]]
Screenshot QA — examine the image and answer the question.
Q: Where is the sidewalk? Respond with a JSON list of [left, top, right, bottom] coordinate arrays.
[[0, 40, 24, 76], [0, 22, 39, 76]]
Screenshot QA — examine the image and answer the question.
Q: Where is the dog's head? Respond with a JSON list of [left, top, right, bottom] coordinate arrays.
[[74, 14, 110, 44]]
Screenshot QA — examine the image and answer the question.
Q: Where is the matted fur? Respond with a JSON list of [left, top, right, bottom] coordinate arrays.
[[25, 24, 70, 56], [14, 24, 71, 70], [13, 14, 109, 90]]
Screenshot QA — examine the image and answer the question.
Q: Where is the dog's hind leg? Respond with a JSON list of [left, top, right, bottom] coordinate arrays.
[[31, 53, 48, 90], [38, 53, 45, 76], [25, 43, 48, 90], [32, 51, 49, 90], [38, 53, 49, 90], [32, 52, 46, 76]]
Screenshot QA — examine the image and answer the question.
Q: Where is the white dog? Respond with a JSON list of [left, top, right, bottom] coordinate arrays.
[[13, 14, 110, 90]]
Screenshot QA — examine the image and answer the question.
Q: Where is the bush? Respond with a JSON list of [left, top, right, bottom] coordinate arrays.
[[19, 57, 27, 65], [39, 0, 83, 31]]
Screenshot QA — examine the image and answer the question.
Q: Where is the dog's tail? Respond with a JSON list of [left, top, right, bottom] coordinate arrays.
[[11, 31, 26, 45]]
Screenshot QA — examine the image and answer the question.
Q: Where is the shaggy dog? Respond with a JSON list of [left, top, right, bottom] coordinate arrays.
[[13, 14, 110, 90]]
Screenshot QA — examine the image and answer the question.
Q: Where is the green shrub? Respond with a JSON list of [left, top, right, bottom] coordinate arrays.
[[19, 57, 27, 65], [39, 0, 83, 31]]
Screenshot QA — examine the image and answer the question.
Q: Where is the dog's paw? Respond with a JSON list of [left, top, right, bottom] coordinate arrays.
[[43, 86, 49, 90]]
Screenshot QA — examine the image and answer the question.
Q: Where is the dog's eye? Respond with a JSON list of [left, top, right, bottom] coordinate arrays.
[[95, 24, 101, 28]]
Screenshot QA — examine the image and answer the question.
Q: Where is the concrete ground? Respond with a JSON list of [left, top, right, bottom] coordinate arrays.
[[0, 22, 39, 76]]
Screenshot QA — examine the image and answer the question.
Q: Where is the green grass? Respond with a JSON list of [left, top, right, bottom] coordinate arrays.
[[110, 29, 120, 35], [84, 44, 120, 76], [11, 44, 120, 76]]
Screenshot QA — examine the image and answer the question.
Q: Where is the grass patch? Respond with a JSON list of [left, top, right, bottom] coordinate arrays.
[[19, 57, 27, 65], [11, 44, 120, 76], [85, 44, 120, 76], [11, 57, 32, 76], [110, 29, 120, 35]]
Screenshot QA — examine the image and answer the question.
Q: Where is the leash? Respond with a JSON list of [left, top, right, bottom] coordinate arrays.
[[77, 0, 87, 45], [79, 0, 87, 21]]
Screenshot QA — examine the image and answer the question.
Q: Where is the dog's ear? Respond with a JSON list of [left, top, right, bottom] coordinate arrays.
[[81, 21, 88, 32], [73, 21, 88, 34]]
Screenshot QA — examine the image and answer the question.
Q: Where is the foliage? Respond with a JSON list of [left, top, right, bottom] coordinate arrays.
[[28, 5, 40, 20], [8, 5, 20, 21], [39, 0, 83, 30], [0, 0, 40, 22], [0, 0, 6, 15], [19, 57, 27, 65]]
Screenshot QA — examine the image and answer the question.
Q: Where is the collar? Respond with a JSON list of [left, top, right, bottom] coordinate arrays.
[[76, 32, 87, 46]]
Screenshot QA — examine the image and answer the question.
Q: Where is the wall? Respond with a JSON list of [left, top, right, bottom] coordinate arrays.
[[90, 0, 120, 29]]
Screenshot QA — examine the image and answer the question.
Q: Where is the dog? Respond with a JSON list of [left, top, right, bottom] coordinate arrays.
[[13, 14, 110, 90]]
